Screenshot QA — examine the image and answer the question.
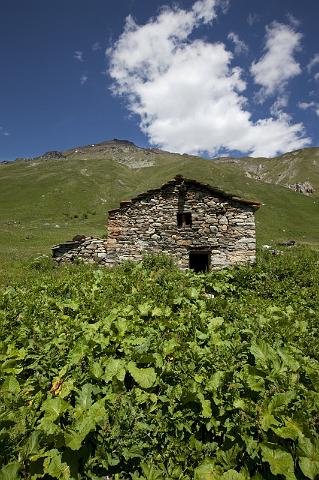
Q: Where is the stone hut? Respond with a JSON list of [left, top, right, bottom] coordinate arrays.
[[53, 175, 260, 271], [105, 175, 260, 271]]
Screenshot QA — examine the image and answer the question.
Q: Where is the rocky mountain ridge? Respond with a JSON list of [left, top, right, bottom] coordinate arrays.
[[2, 139, 319, 195]]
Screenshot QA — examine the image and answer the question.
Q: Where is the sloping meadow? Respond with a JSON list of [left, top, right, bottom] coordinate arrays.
[[0, 249, 319, 479]]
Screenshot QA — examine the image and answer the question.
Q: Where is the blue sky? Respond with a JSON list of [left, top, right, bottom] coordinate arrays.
[[1, 0, 318, 160]]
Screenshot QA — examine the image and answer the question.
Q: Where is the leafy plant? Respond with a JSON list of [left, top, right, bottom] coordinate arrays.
[[0, 250, 319, 479]]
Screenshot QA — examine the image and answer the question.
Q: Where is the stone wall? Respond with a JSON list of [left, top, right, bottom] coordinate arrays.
[[106, 178, 259, 270], [52, 177, 260, 270], [52, 236, 107, 264]]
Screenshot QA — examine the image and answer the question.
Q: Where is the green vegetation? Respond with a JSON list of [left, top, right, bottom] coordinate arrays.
[[1, 248, 319, 479]]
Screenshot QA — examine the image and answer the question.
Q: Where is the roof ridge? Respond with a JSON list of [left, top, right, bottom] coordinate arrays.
[[108, 176, 261, 214]]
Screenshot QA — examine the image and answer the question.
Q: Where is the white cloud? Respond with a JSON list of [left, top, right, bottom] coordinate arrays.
[[307, 53, 319, 72], [315, 72, 319, 82], [108, 1, 310, 157], [227, 32, 248, 55], [298, 101, 315, 110], [74, 50, 84, 62], [286, 13, 300, 28], [250, 22, 302, 99], [80, 74, 88, 85], [270, 95, 289, 117], [298, 101, 319, 117]]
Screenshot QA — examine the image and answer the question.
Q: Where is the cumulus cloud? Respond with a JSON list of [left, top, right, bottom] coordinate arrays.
[[74, 50, 84, 62], [250, 22, 302, 99], [108, 1, 310, 157], [227, 32, 248, 55]]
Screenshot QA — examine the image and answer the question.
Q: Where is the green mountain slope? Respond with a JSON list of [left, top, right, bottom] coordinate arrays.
[[215, 147, 319, 193], [1, 140, 319, 281]]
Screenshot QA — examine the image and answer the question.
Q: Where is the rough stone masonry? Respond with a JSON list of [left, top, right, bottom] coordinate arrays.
[[52, 176, 260, 271]]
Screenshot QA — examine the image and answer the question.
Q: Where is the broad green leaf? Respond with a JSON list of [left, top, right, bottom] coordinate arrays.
[[250, 341, 274, 368], [37, 417, 61, 436], [67, 403, 106, 450], [151, 306, 163, 317], [140, 462, 164, 480], [138, 302, 152, 316], [194, 459, 221, 480], [216, 445, 241, 470], [41, 397, 69, 421], [68, 342, 88, 365], [299, 458, 319, 480], [43, 449, 70, 479], [122, 445, 144, 460], [298, 436, 318, 458], [207, 371, 224, 392], [104, 358, 126, 383], [76, 383, 94, 410], [115, 317, 128, 336], [246, 374, 264, 392], [0, 462, 21, 480], [243, 435, 259, 459], [298, 437, 319, 479], [58, 379, 74, 399], [261, 413, 280, 431], [91, 361, 103, 379], [127, 362, 156, 389], [273, 419, 303, 441], [222, 470, 247, 480], [189, 287, 200, 299], [65, 428, 89, 451], [2, 376, 20, 393], [65, 399, 106, 450], [0, 359, 22, 375], [198, 392, 212, 418], [261, 444, 296, 480], [208, 317, 224, 330], [233, 399, 246, 410], [267, 391, 295, 414], [163, 338, 179, 356], [277, 348, 300, 372], [24, 431, 40, 456]]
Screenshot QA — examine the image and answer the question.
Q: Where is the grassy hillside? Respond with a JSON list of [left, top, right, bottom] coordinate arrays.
[[215, 147, 319, 192], [1, 142, 319, 284]]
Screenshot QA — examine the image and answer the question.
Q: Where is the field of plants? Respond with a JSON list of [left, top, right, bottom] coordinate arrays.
[[1, 248, 319, 479]]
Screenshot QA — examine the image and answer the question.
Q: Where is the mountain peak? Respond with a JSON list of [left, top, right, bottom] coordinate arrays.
[[97, 138, 137, 147]]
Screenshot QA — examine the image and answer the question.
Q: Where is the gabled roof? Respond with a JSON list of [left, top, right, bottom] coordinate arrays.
[[108, 175, 261, 214]]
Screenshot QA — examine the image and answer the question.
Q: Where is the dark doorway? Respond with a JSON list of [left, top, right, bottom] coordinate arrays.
[[189, 251, 210, 273]]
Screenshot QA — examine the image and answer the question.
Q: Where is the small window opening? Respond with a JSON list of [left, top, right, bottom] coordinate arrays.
[[189, 251, 210, 273], [177, 212, 192, 227]]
